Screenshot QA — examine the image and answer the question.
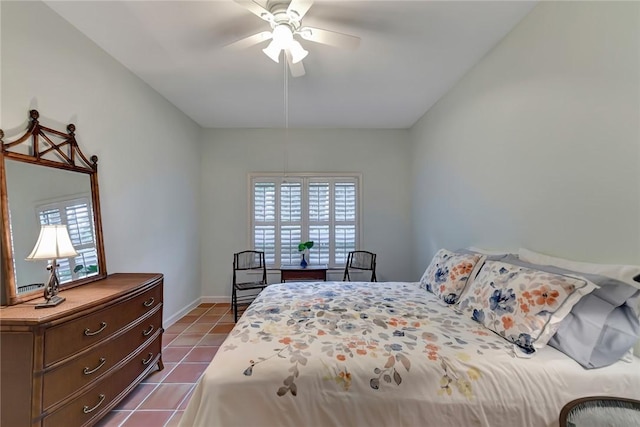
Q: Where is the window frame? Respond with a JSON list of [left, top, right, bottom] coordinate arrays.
[[248, 172, 362, 269]]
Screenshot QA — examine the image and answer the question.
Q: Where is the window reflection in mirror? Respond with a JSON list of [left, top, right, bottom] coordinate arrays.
[[5, 159, 98, 294]]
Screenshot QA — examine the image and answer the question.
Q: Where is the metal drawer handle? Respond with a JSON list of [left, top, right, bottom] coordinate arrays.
[[142, 352, 154, 365], [83, 394, 105, 414], [142, 325, 154, 337], [83, 357, 106, 375], [143, 297, 155, 307], [84, 322, 107, 336]]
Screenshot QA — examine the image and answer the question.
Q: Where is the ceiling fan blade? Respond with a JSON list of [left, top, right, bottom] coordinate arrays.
[[285, 50, 306, 77], [224, 31, 272, 50], [287, 0, 313, 20], [233, 0, 273, 22], [297, 27, 360, 50]]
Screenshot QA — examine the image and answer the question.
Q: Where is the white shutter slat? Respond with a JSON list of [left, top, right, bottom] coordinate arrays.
[[280, 225, 301, 265], [57, 259, 73, 284], [309, 183, 330, 222], [39, 209, 62, 226], [280, 183, 302, 222], [254, 183, 276, 222], [254, 225, 276, 264], [66, 203, 94, 246], [254, 182, 277, 264], [309, 225, 330, 265], [334, 225, 356, 265], [334, 183, 356, 222]]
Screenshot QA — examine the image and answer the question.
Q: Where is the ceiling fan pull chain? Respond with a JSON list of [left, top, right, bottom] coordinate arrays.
[[283, 58, 289, 178]]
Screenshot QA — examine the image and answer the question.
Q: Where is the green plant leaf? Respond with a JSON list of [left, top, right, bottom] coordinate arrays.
[[298, 241, 314, 251], [73, 265, 85, 273]]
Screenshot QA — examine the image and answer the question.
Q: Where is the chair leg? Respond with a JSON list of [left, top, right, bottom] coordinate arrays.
[[232, 286, 238, 323]]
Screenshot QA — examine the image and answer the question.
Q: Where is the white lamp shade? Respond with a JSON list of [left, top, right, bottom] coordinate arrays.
[[27, 225, 78, 260], [272, 25, 293, 47], [262, 40, 282, 63], [289, 41, 308, 64], [263, 25, 304, 64]]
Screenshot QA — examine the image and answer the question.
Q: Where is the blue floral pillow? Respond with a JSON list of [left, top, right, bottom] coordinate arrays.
[[419, 249, 484, 304], [457, 260, 592, 354]]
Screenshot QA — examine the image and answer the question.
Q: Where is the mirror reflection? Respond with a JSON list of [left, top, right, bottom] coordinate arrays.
[[5, 159, 99, 294]]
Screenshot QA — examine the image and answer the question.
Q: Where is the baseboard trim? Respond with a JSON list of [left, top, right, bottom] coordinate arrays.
[[164, 296, 231, 328], [164, 297, 201, 328], [200, 296, 230, 304]]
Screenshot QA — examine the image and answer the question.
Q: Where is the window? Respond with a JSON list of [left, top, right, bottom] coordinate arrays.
[[250, 174, 360, 268], [37, 196, 97, 283]]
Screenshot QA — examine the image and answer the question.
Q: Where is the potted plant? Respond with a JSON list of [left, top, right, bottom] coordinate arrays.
[[297, 241, 314, 268], [73, 264, 98, 278]]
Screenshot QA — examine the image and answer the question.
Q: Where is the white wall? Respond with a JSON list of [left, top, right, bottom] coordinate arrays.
[[410, 1, 640, 277], [201, 128, 413, 299], [1, 1, 203, 321]]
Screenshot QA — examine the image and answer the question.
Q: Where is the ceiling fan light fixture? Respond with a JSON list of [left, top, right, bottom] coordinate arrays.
[[289, 41, 308, 64], [262, 40, 282, 63], [272, 25, 293, 47], [263, 25, 296, 63]]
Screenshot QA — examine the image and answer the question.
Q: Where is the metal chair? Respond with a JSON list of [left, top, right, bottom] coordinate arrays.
[[343, 251, 377, 282], [232, 250, 268, 322]]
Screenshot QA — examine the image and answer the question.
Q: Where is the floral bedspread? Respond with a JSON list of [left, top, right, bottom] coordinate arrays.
[[180, 282, 640, 427]]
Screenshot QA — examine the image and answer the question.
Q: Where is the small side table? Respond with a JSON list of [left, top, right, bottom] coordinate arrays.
[[280, 265, 328, 282]]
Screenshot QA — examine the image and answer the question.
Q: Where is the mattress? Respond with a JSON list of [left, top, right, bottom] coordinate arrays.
[[180, 281, 640, 427]]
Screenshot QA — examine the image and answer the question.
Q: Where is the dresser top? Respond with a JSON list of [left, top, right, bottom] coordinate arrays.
[[0, 273, 162, 325]]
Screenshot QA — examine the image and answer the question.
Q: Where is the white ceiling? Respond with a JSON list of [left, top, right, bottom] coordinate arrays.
[[46, 1, 537, 129]]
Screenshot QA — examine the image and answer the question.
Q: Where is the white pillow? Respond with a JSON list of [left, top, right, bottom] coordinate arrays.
[[518, 248, 640, 289], [519, 248, 640, 359], [419, 249, 485, 304], [457, 260, 595, 353], [466, 246, 513, 257]]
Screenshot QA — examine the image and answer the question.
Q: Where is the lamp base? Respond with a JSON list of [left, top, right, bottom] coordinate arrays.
[[35, 295, 66, 309]]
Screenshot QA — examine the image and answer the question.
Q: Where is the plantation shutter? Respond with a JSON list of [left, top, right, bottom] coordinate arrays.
[[36, 197, 97, 283], [279, 181, 302, 265], [334, 182, 357, 264], [308, 181, 330, 265], [66, 201, 98, 278], [250, 174, 359, 268], [253, 182, 276, 264]]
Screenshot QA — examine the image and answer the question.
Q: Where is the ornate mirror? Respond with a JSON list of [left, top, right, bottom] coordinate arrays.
[[0, 110, 106, 305]]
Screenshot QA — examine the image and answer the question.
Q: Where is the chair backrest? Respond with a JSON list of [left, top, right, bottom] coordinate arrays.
[[233, 250, 267, 283], [343, 251, 377, 282]]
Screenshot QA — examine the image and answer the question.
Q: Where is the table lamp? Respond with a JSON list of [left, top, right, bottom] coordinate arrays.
[[26, 224, 78, 309]]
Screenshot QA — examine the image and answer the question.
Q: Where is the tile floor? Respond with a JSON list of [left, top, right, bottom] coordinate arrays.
[[95, 303, 233, 427]]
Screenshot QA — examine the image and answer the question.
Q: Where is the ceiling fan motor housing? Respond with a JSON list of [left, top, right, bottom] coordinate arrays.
[[267, 1, 303, 32]]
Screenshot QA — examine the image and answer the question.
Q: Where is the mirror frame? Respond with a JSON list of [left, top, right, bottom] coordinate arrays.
[[0, 110, 107, 305]]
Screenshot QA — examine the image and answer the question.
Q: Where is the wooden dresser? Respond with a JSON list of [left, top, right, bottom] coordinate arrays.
[[0, 273, 164, 427]]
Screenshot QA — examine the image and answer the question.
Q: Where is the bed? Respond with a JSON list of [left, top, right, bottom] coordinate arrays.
[[179, 279, 640, 427]]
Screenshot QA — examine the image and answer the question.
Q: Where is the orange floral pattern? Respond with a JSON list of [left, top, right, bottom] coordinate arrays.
[[458, 261, 588, 354], [420, 249, 483, 304], [231, 281, 501, 400]]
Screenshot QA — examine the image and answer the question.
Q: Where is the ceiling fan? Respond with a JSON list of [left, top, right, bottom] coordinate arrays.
[[227, 0, 361, 77]]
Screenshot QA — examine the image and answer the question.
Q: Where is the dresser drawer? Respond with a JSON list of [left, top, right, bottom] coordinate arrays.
[[44, 283, 162, 366], [43, 333, 162, 427], [42, 306, 163, 410]]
